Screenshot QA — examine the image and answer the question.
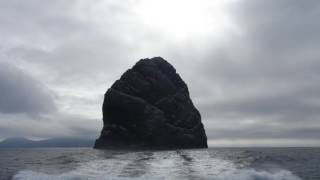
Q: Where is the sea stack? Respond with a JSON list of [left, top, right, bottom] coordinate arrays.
[[94, 57, 207, 149]]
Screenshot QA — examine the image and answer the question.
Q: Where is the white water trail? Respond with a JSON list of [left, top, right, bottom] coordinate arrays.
[[13, 150, 302, 180]]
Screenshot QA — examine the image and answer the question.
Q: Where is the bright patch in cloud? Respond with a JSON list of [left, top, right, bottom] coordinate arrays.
[[135, 0, 236, 41]]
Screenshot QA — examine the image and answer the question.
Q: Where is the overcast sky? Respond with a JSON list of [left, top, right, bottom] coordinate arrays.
[[0, 0, 319, 146]]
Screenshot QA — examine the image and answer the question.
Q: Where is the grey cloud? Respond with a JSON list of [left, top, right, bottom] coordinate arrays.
[[0, 112, 100, 139], [190, 0, 320, 141], [233, 0, 320, 54], [200, 87, 320, 120], [0, 0, 149, 92], [0, 62, 56, 114], [207, 127, 320, 140]]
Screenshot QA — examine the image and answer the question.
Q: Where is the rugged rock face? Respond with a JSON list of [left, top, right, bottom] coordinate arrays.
[[94, 57, 207, 149]]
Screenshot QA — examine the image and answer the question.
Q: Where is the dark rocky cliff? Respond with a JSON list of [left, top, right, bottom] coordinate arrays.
[[94, 57, 207, 149]]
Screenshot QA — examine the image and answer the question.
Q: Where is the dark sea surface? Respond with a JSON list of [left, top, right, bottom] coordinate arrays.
[[0, 147, 319, 180]]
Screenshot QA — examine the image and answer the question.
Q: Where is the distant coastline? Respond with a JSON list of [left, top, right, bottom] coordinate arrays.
[[0, 137, 94, 148]]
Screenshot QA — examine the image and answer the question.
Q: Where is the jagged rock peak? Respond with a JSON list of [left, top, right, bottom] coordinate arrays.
[[95, 57, 207, 149]]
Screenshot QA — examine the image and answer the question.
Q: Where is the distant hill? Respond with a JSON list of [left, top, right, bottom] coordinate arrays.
[[0, 137, 94, 148]]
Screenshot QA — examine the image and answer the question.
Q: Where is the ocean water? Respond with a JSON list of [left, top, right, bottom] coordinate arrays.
[[0, 148, 319, 180]]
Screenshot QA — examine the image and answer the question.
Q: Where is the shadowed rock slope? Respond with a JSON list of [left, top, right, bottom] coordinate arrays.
[[94, 57, 207, 149]]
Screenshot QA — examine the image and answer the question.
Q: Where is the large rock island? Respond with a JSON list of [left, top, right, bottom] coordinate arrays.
[[94, 57, 207, 149]]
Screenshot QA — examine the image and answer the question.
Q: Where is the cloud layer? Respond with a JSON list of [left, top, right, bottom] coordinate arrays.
[[0, 63, 56, 114], [0, 0, 319, 146]]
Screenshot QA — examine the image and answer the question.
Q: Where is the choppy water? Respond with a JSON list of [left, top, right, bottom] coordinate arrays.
[[0, 148, 319, 180]]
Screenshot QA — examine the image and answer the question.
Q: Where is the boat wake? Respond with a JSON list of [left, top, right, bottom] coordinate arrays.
[[12, 150, 301, 180]]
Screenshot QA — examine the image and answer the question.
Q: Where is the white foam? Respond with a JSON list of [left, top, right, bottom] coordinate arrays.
[[12, 168, 302, 180], [217, 169, 301, 180], [13, 151, 302, 180]]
